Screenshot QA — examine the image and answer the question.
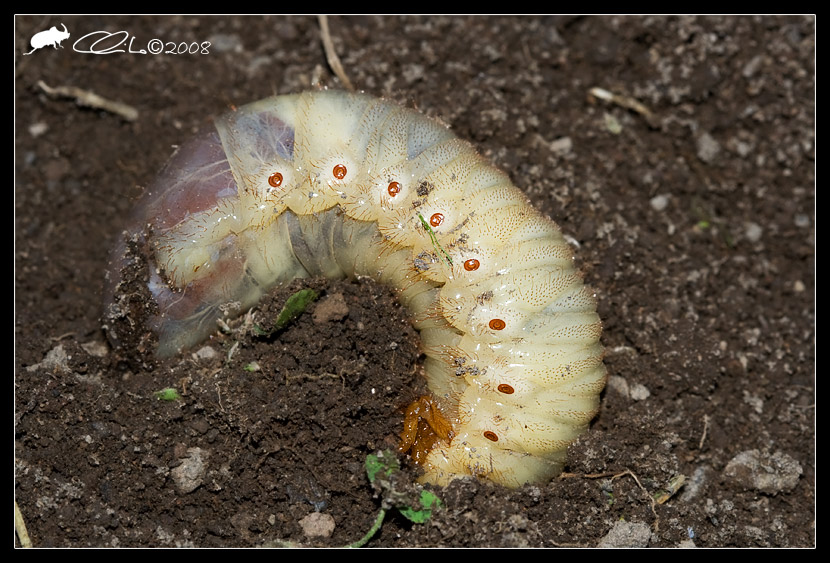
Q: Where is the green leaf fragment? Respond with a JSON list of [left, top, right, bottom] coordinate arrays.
[[273, 288, 319, 331], [365, 451, 400, 483], [399, 490, 443, 523], [154, 388, 181, 401]]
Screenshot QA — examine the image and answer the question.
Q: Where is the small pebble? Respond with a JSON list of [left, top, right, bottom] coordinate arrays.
[[299, 512, 336, 538], [650, 194, 669, 212]]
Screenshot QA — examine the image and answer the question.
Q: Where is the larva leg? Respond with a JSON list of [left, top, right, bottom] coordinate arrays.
[[398, 395, 455, 465]]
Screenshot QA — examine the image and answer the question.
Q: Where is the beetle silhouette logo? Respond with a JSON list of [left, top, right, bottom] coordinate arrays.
[[23, 23, 70, 55]]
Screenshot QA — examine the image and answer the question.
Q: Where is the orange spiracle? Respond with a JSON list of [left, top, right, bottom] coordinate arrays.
[[429, 213, 444, 227], [497, 383, 514, 394], [489, 318, 506, 331], [387, 181, 401, 197], [463, 258, 480, 271], [268, 172, 283, 188], [332, 163, 348, 179], [483, 431, 499, 442]]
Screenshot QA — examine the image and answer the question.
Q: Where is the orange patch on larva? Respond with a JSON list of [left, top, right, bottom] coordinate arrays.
[[429, 213, 444, 227], [483, 431, 499, 442], [497, 383, 514, 394], [387, 181, 402, 197]]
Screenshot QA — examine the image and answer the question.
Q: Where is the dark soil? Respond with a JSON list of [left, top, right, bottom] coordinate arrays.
[[15, 15, 814, 548]]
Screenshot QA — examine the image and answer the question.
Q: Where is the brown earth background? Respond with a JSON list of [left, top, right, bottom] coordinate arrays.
[[15, 15, 814, 547]]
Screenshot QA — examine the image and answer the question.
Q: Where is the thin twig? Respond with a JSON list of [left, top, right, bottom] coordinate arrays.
[[318, 15, 354, 91], [15, 501, 32, 548], [561, 468, 661, 532], [37, 80, 139, 121], [699, 414, 710, 450], [588, 86, 657, 128], [611, 469, 660, 532]]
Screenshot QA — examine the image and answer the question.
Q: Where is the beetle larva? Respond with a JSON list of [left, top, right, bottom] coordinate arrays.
[[106, 90, 606, 488]]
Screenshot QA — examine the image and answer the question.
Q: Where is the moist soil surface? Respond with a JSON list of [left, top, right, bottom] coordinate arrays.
[[15, 16, 814, 548]]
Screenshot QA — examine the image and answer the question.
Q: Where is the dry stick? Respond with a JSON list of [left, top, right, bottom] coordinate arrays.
[[588, 86, 657, 128], [37, 80, 139, 121], [699, 414, 710, 451], [14, 501, 32, 548], [318, 15, 354, 91]]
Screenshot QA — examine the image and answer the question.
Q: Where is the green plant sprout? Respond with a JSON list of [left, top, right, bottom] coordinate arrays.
[[346, 450, 443, 548]]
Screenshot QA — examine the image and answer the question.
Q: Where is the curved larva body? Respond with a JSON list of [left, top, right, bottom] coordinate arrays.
[[112, 90, 606, 488]]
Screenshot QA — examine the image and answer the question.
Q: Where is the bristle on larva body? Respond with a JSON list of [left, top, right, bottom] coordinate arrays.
[[108, 90, 606, 488]]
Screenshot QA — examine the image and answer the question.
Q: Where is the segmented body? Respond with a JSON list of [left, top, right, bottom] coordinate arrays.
[[113, 90, 606, 488]]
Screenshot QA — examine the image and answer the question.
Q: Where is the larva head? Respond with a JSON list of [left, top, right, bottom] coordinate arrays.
[[131, 123, 263, 291], [151, 204, 240, 289], [107, 98, 304, 358]]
